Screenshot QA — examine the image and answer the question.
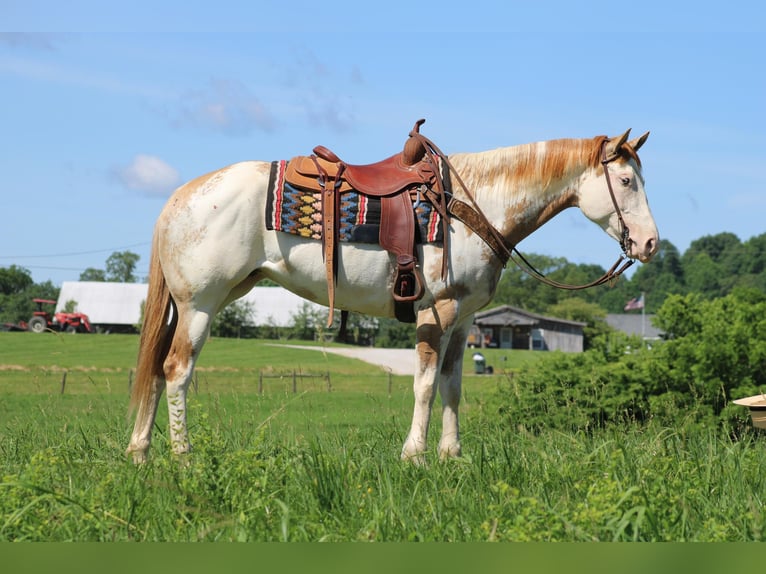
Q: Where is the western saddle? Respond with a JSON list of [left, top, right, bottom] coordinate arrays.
[[284, 119, 451, 325]]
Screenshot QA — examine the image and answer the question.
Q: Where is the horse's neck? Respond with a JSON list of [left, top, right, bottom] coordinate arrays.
[[449, 139, 594, 245]]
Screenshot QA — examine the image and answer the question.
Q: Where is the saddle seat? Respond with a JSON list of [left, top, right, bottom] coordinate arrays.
[[282, 119, 447, 326], [311, 142, 433, 197]]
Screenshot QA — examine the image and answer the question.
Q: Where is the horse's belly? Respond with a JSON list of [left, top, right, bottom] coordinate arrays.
[[262, 236, 402, 318]]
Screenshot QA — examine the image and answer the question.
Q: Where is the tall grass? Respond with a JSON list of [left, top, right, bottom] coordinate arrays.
[[1, 333, 764, 541]]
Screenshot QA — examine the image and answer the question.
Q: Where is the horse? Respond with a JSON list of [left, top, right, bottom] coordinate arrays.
[[126, 126, 659, 464]]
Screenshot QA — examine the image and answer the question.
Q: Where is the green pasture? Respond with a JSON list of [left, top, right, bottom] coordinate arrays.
[[1, 332, 765, 542], [0, 332, 526, 455]]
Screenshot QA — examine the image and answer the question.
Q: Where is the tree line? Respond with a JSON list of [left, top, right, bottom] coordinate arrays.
[[494, 232, 766, 315], [2, 232, 765, 344], [0, 251, 142, 328]]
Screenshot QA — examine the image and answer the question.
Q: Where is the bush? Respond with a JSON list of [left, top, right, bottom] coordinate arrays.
[[491, 290, 766, 433]]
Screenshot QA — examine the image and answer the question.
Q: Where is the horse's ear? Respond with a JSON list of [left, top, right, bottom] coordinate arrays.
[[627, 131, 649, 152], [604, 129, 631, 161]]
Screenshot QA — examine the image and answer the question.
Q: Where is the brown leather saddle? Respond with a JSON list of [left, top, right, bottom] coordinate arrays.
[[283, 119, 450, 325]]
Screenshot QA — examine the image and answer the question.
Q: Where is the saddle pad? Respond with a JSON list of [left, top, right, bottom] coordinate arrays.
[[265, 160, 443, 245]]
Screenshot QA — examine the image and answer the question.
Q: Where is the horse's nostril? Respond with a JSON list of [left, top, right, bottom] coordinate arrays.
[[646, 237, 656, 255]]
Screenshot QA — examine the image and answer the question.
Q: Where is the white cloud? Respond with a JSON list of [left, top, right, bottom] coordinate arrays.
[[287, 49, 357, 132], [171, 78, 277, 136], [114, 154, 181, 197]]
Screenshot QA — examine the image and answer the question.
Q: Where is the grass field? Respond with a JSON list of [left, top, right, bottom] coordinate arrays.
[[1, 332, 764, 541]]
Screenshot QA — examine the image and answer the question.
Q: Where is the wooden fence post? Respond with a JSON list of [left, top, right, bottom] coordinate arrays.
[[60, 370, 68, 394], [258, 371, 263, 395], [292, 370, 297, 394]]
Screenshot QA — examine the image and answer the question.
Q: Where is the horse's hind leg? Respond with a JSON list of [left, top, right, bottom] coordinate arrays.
[[127, 377, 165, 464], [164, 304, 213, 455]]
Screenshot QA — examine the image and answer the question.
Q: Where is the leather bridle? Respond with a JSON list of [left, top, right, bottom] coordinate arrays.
[[412, 130, 636, 291], [600, 139, 632, 257]]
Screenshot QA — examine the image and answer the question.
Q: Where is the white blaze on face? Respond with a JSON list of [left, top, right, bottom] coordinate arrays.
[[578, 157, 659, 263]]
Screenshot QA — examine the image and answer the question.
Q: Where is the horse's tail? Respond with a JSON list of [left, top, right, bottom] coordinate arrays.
[[129, 231, 176, 420]]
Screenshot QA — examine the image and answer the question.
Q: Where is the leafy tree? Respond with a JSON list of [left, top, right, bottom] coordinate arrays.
[[336, 312, 379, 346], [375, 318, 416, 348], [684, 252, 721, 297], [105, 251, 140, 283], [683, 232, 742, 270], [550, 263, 611, 299], [494, 254, 573, 312], [720, 233, 766, 294], [652, 290, 766, 420], [79, 267, 107, 281], [0, 266, 58, 324], [0, 265, 33, 295], [495, 255, 648, 315], [652, 292, 705, 339], [257, 316, 284, 340], [287, 302, 328, 341], [742, 233, 766, 275], [211, 299, 256, 338], [489, 231, 766, 317], [491, 290, 766, 432], [623, 239, 685, 312], [78, 251, 141, 283]]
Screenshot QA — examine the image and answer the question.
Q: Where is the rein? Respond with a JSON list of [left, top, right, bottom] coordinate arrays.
[[409, 127, 634, 290]]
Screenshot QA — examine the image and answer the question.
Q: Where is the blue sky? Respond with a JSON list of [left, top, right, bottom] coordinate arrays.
[[1, 1, 764, 285]]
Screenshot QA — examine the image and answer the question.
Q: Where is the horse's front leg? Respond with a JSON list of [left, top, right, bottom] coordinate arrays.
[[401, 300, 458, 464], [437, 317, 472, 460]]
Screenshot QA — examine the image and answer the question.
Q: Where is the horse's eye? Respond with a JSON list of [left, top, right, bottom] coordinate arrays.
[[620, 177, 631, 186]]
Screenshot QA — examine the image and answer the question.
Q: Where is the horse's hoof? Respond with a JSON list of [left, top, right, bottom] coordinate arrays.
[[400, 446, 427, 466], [438, 441, 462, 460], [127, 448, 148, 465]]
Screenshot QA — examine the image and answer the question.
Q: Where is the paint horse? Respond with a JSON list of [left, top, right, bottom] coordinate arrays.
[[127, 124, 659, 464]]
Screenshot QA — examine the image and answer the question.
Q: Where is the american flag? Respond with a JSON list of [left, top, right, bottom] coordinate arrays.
[[624, 294, 645, 311]]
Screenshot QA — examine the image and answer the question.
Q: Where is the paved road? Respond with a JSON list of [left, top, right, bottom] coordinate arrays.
[[273, 344, 416, 375]]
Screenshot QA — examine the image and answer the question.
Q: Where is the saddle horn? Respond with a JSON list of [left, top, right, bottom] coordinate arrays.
[[402, 118, 428, 166]]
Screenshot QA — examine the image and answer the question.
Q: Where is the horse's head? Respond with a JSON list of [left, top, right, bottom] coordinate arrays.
[[577, 130, 659, 263]]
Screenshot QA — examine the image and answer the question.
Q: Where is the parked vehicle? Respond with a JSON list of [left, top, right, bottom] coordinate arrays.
[[27, 298, 93, 333]]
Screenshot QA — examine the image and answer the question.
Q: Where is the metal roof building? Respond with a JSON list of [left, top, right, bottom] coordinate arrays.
[[468, 305, 586, 352], [56, 281, 148, 326], [605, 314, 664, 340]]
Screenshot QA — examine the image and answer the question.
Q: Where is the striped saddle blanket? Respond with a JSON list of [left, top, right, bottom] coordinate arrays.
[[265, 160, 443, 245]]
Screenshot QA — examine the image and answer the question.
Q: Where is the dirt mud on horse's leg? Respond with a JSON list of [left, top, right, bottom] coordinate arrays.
[[164, 307, 213, 456], [401, 300, 458, 464]]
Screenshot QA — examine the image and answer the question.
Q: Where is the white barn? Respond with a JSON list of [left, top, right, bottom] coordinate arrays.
[[55, 281, 325, 331], [56, 282, 148, 327]]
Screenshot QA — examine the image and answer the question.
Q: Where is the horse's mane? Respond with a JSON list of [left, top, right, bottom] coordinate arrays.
[[449, 135, 641, 200]]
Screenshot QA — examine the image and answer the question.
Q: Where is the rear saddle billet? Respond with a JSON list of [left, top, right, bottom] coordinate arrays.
[[283, 119, 451, 326]]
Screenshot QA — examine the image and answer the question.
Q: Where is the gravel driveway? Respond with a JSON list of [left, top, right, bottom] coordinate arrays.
[[273, 345, 416, 375]]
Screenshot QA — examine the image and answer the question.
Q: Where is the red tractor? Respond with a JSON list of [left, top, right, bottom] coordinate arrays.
[[27, 298, 93, 334]]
